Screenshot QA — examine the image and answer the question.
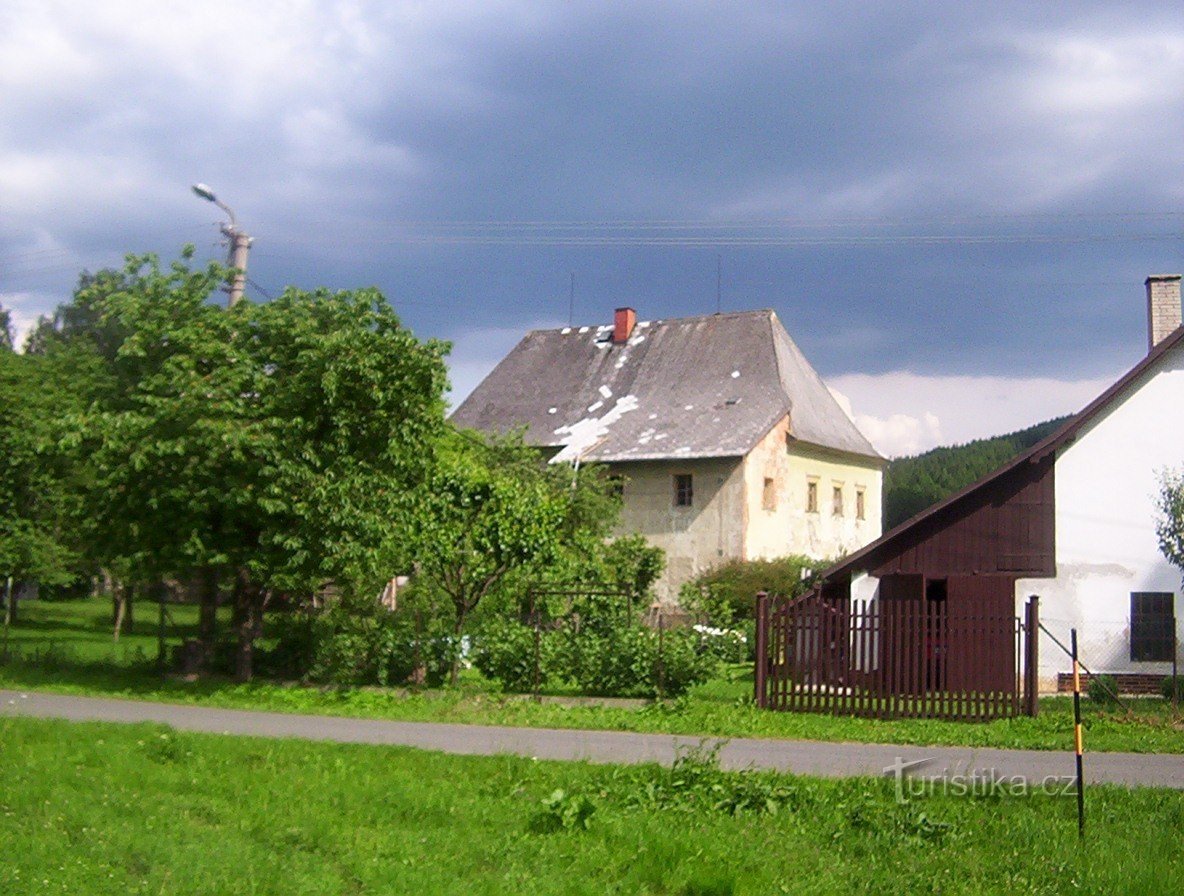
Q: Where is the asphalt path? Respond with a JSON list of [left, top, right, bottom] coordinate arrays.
[[3, 689, 1181, 789]]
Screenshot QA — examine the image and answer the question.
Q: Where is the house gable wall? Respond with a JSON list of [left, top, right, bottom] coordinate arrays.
[[1017, 339, 1184, 682], [743, 424, 882, 563]]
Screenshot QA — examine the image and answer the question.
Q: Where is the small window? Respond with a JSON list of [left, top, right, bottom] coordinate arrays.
[[762, 477, 776, 511], [832, 485, 844, 516], [607, 475, 625, 500], [673, 473, 693, 508], [806, 479, 818, 513], [1130, 592, 1175, 662], [856, 488, 866, 521]]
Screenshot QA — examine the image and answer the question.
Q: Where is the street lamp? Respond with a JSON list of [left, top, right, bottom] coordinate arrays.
[[191, 183, 252, 307]]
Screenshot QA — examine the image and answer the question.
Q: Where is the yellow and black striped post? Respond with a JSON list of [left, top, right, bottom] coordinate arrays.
[[1071, 628, 1085, 838]]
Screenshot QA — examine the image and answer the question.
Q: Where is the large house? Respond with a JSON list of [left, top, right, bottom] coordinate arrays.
[[451, 308, 884, 601], [815, 276, 1184, 692]]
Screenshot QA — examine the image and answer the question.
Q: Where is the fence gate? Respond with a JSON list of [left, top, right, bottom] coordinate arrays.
[[754, 590, 1039, 721]]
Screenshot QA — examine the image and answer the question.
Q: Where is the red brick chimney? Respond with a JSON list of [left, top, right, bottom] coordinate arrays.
[[613, 307, 636, 344], [1146, 275, 1182, 351]]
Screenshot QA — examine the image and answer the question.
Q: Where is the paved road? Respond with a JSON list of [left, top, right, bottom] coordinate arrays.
[[3, 689, 1181, 789]]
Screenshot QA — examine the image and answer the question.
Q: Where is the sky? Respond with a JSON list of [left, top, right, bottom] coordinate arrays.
[[3, 1, 1183, 457]]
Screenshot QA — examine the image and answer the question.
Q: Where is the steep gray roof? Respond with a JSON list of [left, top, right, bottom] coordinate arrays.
[[450, 309, 881, 464]]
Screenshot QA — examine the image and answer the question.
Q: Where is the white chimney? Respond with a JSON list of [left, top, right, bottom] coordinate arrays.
[[1146, 275, 1182, 351]]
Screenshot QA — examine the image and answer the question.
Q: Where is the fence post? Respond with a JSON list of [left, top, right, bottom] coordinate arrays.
[[1024, 595, 1039, 717], [754, 591, 769, 708]]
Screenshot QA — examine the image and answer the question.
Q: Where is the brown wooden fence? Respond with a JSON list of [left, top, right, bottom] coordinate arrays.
[[754, 590, 1039, 721]]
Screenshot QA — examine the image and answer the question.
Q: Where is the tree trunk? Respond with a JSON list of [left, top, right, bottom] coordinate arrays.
[[2, 576, 12, 659], [197, 566, 220, 669], [113, 586, 126, 641], [232, 569, 262, 683], [113, 584, 136, 640], [450, 610, 466, 687]]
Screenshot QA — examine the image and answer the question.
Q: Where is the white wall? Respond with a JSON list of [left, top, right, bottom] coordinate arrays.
[[1017, 340, 1184, 686]]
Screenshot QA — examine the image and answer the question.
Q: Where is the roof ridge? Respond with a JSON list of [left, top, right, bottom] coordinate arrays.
[[528, 307, 774, 335]]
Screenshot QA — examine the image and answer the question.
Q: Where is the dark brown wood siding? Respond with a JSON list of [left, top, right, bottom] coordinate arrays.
[[868, 455, 1055, 578]]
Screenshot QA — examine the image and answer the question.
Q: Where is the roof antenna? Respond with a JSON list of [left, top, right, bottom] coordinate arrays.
[[569, 272, 575, 327], [716, 254, 722, 314]]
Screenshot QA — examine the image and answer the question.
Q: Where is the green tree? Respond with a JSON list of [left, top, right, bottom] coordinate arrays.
[[78, 249, 449, 679], [0, 346, 95, 624], [411, 434, 579, 682], [1155, 468, 1184, 583], [0, 305, 12, 351]]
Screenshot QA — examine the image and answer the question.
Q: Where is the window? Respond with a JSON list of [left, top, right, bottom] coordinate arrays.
[[832, 485, 844, 516], [607, 475, 625, 500], [855, 488, 866, 521], [762, 477, 776, 511], [806, 479, 818, 513], [1130, 592, 1175, 662], [673, 473, 693, 508]]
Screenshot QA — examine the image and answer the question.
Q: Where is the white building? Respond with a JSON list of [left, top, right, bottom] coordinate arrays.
[[820, 276, 1184, 692]]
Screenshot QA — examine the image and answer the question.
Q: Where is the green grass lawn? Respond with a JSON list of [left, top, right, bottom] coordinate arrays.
[[3, 599, 1182, 754], [2, 715, 1182, 895]]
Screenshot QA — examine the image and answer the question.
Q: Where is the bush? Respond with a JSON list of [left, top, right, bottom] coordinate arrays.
[[679, 556, 828, 626], [1161, 675, 1183, 703], [471, 617, 548, 693], [559, 624, 717, 698], [1087, 674, 1121, 706], [263, 595, 452, 687], [471, 615, 718, 699], [693, 624, 748, 665]]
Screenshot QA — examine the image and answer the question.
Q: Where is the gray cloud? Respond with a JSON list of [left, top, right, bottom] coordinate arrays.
[[3, 1, 1182, 403]]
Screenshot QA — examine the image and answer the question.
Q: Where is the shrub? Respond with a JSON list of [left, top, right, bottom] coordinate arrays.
[[1161, 675, 1183, 703], [263, 595, 452, 687], [559, 624, 717, 698], [1087, 674, 1121, 706], [693, 624, 748, 665], [679, 555, 828, 626], [471, 617, 548, 693]]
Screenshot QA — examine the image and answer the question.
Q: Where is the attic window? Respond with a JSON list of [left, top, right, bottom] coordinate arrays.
[[856, 488, 866, 521], [806, 479, 818, 514], [832, 485, 844, 517], [673, 474, 693, 508]]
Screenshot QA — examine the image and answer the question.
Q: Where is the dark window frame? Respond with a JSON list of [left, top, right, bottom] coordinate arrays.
[[1130, 592, 1175, 662], [673, 473, 694, 508]]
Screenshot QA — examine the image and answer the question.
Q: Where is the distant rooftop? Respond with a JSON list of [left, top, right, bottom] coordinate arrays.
[[450, 308, 881, 464]]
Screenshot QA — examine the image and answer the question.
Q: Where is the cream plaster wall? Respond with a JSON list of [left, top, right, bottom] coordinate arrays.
[[776, 440, 883, 562], [611, 457, 746, 603], [610, 419, 883, 603]]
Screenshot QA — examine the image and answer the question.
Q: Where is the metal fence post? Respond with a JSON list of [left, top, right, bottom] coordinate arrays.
[[754, 591, 769, 708]]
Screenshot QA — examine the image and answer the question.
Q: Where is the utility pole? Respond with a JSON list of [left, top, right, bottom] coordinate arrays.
[[191, 183, 252, 307]]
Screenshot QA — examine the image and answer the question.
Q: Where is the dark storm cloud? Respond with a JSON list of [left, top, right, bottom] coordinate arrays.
[[3, 0, 1183, 409]]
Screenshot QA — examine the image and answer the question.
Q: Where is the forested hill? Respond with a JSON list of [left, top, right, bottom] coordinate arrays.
[[882, 417, 1070, 530]]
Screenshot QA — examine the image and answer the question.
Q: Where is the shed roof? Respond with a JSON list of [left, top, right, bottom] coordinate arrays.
[[450, 309, 881, 464]]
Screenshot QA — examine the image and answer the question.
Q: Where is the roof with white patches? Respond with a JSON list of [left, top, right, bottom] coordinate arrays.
[[450, 309, 881, 463]]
